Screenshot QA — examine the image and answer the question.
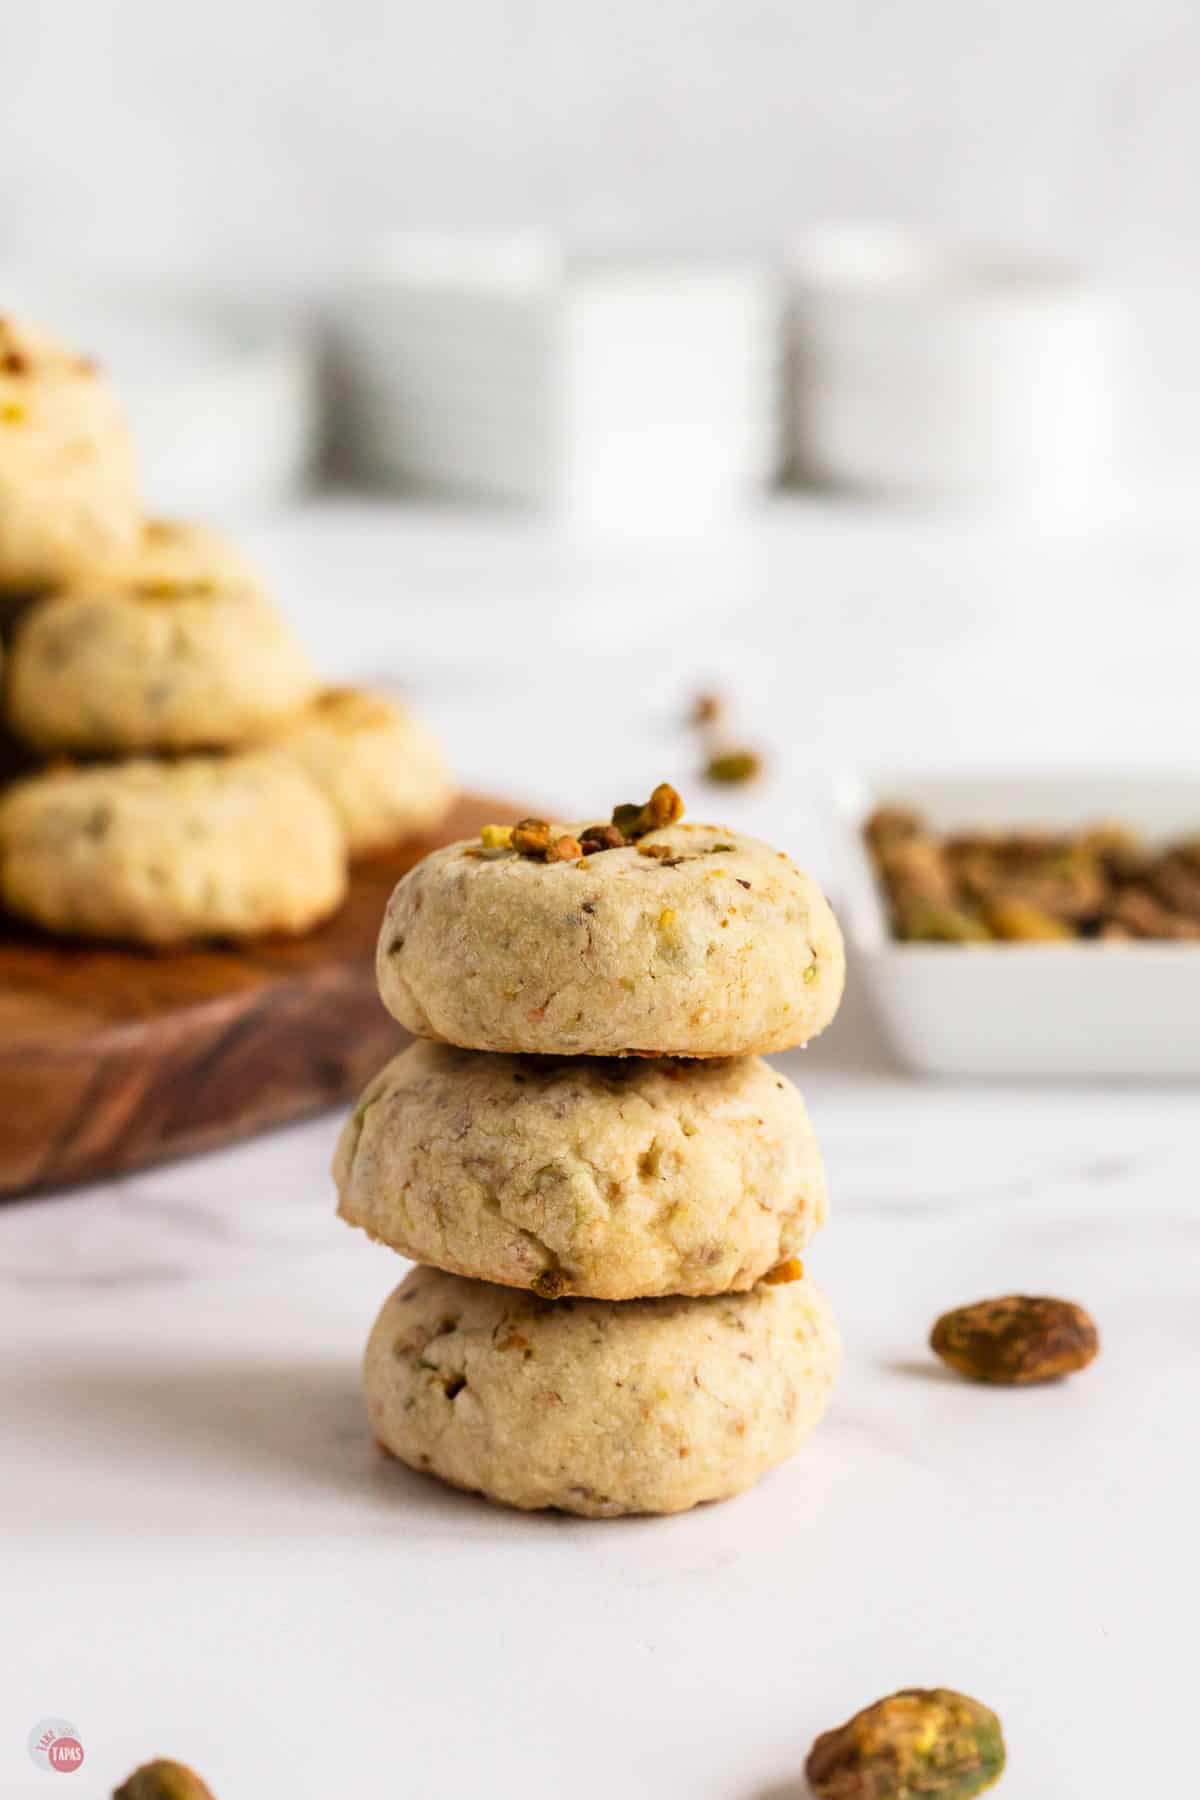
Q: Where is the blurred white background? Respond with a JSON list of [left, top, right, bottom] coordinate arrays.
[[5, 21, 1200, 1800], [4, 0, 1198, 289]]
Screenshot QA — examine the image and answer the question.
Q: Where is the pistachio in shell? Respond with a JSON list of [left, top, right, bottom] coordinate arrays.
[[806, 1687, 1006, 1799], [931, 1294, 1099, 1386], [113, 1759, 216, 1800]]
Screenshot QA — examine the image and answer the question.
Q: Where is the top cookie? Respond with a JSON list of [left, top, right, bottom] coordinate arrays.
[[377, 804, 844, 1057], [0, 316, 140, 595], [5, 521, 315, 753]]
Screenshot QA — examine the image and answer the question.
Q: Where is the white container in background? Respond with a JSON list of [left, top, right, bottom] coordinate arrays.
[[332, 236, 783, 518], [789, 226, 1124, 503], [833, 770, 1200, 1079]]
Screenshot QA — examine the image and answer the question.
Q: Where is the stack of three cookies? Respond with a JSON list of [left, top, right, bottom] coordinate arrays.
[[336, 788, 846, 1516]]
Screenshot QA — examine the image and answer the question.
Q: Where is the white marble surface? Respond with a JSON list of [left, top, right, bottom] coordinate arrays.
[[5, 493, 1200, 1798]]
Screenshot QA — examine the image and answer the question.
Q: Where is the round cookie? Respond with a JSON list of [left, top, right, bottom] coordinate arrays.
[[336, 1041, 828, 1298], [365, 1264, 839, 1516], [0, 315, 140, 595], [5, 545, 315, 754], [376, 821, 845, 1057], [272, 687, 453, 857], [0, 751, 346, 944]]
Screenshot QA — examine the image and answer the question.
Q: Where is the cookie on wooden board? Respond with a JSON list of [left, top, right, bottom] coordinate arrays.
[[0, 315, 140, 596], [0, 751, 346, 945]]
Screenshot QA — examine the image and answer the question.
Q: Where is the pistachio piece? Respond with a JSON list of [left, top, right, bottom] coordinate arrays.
[[703, 748, 762, 784], [544, 833, 583, 863], [931, 1294, 1099, 1385], [511, 818, 552, 857], [761, 1257, 804, 1285], [579, 823, 626, 853], [807, 1688, 1006, 1800], [643, 783, 683, 829], [611, 784, 685, 840], [479, 823, 514, 850], [113, 1758, 217, 1800]]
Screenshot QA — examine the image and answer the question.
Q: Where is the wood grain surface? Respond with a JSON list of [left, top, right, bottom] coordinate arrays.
[[0, 792, 509, 1198]]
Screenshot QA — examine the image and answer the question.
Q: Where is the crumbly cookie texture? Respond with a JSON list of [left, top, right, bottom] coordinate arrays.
[[376, 822, 845, 1056], [272, 687, 454, 857], [0, 751, 347, 945], [0, 315, 140, 595], [118, 517, 269, 596], [336, 1041, 828, 1298], [5, 544, 315, 754], [365, 1264, 839, 1516]]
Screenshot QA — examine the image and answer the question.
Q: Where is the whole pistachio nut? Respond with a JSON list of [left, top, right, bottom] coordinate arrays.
[[113, 1759, 217, 1800], [544, 833, 583, 863], [931, 1295, 1099, 1385], [806, 1687, 1006, 1799]]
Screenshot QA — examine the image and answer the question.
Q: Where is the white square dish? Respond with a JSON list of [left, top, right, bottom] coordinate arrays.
[[831, 770, 1200, 1077], [332, 237, 782, 514]]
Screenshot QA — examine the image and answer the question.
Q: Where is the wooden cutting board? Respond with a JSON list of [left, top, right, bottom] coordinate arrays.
[[0, 792, 510, 1198]]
